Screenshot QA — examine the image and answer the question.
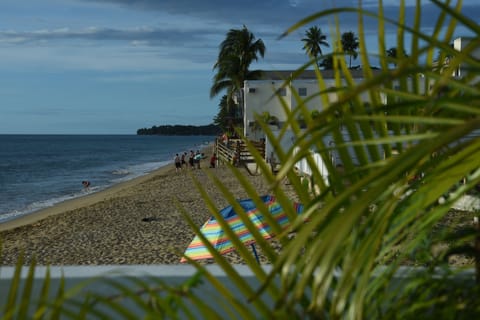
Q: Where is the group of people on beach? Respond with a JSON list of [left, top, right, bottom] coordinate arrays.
[[174, 150, 206, 172], [174, 149, 218, 172]]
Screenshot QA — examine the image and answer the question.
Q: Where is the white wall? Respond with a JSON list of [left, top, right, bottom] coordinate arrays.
[[243, 76, 391, 142], [243, 79, 340, 140], [453, 37, 480, 81], [293, 146, 330, 185], [0, 265, 274, 318], [243, 80, 287, 141]]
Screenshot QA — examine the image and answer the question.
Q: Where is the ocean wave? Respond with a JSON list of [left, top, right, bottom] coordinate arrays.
[[112, 169, 130, 175], [109, 161, 171, 183], [0, 193, 78, 223], [0, 186, 106, 224]]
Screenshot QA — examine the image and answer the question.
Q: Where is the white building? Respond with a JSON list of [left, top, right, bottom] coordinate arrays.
[[242, 69, 386, 175], [242, 69, 384, 141], [243, 37, 478, 142], [241, 37, 477, 180], [452, 37, 479, 77]]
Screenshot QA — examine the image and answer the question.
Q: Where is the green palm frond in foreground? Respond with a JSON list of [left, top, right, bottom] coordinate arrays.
[[1, 1, 480, 318], [180, 1, 480, 318]]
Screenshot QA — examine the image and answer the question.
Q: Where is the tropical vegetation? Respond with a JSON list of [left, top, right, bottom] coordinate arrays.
[[341, 30, 360, 68], [319, 54, 334, 70], [136, 124, 220, 135], [386, 46, 409, 67], [210, 25, 265, 130], [2, 1, 480, 318], [212, 95, 232, 132], [301, 25, 329, 67]]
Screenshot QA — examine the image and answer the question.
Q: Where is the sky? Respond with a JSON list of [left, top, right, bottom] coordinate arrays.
[[0, 0, 478, 134]]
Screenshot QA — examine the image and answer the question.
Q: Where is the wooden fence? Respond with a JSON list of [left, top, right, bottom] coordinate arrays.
[[214, 138, 265, 166]]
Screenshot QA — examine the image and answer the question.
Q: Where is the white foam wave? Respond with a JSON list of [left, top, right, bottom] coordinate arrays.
[[0, 186, 107, 224], [110, 160, 171, 183], [112, 169, 130, 175], [1, 194, 73, 223]]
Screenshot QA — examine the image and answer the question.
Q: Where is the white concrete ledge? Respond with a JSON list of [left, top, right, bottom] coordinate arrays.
[[0, 264, 475, 317]]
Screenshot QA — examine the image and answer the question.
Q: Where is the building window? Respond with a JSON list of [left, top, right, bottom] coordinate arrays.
[[276, 88, 287, 96], [298, 87, 307, 96]]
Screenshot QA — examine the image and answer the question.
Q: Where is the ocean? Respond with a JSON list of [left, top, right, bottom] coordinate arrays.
[[0, 134, 215, 223]]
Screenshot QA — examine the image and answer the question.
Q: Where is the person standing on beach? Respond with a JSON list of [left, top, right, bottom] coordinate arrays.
[[210, 153, 217, 168], [181, 152, 187, 169], [194, 150, 202, 169], [189, 150, 195, 169], [174, 153, 182, 173], [221, 132, 228, 146]]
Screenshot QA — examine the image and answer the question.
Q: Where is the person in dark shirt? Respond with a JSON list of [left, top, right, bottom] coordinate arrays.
[[82, 180, 91, 190]]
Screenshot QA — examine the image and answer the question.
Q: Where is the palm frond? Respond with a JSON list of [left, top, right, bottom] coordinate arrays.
[[185, 1, 480, 318]]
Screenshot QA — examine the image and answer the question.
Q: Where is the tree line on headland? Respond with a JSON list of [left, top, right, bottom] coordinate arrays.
[[136, 124, 221, 136]]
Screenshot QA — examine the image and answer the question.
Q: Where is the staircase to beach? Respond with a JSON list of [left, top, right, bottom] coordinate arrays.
[[215, 138, 265, 167]]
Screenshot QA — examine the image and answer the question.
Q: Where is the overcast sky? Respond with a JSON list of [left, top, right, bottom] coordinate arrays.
[[0, 0, 478, 134]]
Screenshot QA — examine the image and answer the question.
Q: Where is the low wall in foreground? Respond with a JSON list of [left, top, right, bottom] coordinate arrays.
[[0, 265, 475, 318]]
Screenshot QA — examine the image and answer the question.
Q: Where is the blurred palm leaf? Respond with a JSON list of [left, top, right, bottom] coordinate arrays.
[[181, 1, 480, 319]]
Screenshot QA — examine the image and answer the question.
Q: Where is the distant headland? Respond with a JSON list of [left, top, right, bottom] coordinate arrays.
[[136, 124, 221, 136]]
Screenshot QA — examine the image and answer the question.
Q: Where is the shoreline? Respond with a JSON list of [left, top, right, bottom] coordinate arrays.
[[0, 143, 215, 233], [0, 163, 174, 233], [0, 143, 287, 265]]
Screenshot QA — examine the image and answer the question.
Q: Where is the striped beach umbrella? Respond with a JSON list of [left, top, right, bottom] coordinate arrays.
[[181, 195, 304, 263]]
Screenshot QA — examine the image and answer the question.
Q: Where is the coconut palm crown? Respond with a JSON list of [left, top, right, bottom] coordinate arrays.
[[210, 25, 265, 122], [302, 25, 330, 66], [341, 30, 359, 68]]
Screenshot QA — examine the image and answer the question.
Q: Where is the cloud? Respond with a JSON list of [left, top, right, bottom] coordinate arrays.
[[81, 0, 480, 31], [0, 26, 213, 46], [0, 24, 222, 71], [67, 1, 480, 59], [0, 1, 477, 73]]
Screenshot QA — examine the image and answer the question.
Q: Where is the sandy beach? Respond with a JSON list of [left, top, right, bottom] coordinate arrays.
[[2, 146, 476, 267], [0, 150, 290, 266]]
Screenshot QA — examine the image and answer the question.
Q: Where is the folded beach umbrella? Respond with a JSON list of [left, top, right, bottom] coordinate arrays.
[[181, 195, 304, 263]]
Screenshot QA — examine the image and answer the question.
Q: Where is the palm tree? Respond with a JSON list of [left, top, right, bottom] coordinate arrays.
[[319, 54, 334, 70], [341, 31, 359, 68], [301, 26, 329, 67], [210, 26, 265, 124], [386, 46, 409, 67], [213, 95, 232, 132]]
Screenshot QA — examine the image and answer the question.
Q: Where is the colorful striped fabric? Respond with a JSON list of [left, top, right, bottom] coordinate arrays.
[[181, 195, 304, 262]]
